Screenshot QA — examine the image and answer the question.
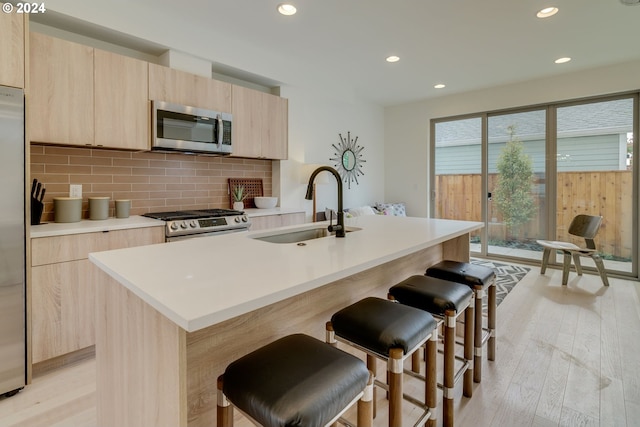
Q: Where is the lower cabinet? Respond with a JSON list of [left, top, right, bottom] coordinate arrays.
[[249, 212, 305, 231], [30, 227, 164, 363]]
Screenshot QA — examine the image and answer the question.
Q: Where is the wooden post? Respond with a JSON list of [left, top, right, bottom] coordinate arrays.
[[388, 348, 404, 427], [366, 354, 378, 419], [488, 280, 497, 361], [464, 300, 475, 395], [216, 376, 232, 427], [357, 371, 375, 427], [473, 285, 483, 383], [443, 309, 456, 427], [426, 331, 438, 427]]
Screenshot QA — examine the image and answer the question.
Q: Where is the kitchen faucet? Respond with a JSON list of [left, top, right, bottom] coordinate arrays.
[[305, 166, 345, 237]]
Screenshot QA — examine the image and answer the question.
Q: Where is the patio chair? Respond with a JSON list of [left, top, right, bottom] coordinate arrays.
[[537, 214, 609, 286]]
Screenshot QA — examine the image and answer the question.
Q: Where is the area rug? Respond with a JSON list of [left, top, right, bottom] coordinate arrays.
[[470, 258, 531, 313]]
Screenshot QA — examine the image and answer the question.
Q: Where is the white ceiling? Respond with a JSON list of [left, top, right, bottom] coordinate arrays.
[[32, 0, 640, 106]]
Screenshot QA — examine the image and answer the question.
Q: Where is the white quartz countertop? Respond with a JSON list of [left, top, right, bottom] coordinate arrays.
[[31, 215, 164, 238], [89, 215, 482, 332]]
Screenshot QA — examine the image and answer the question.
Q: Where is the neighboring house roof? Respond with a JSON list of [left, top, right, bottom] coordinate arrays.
[[435, 98, 633, 146]]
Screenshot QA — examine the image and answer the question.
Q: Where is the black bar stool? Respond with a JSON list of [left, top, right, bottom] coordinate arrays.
[[426, 260, 497, 383], [327, 296, 439, 427], [217, 334, 374, 427], [388, 275, 474, 427]]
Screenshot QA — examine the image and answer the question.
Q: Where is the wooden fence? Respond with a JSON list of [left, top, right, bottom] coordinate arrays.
[[435, 171, 633, 259]]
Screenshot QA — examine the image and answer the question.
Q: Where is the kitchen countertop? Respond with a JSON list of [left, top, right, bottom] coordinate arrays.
[[89, 215, 482, 332], [30, 215, 164, 238]]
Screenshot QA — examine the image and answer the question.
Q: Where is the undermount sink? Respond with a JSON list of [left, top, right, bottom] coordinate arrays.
[[251, 225, 361, 244]]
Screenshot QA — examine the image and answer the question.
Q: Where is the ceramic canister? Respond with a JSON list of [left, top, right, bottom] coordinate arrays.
[[115, 199, 131, 219], [53, 197, 82, 223], [89, 197, 110, 220]]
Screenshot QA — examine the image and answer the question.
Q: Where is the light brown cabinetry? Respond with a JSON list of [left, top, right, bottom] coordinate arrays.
[[29, 32, 94, 145], [94, 50, 149, 149], [231, 85, 288, 160], [249, 212, 305, 231], [148, 63, 231, 112], [29, 33, 149, 150], [30, 227, 164, 363], [0, 3, 26, 88]]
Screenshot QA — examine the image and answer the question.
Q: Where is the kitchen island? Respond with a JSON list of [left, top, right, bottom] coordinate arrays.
[[89, 215, 483, 427]]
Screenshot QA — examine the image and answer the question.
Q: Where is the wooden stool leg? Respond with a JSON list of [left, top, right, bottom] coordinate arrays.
[[488, 281, 497, 361], [411, 349, 421, 373], [463, 299, 475, 394], [357, 371, 374, 427], [425, 331, 438, 427], [366, 354, 377, 419], [388, 348, 404, 427], [217, 375, 233, 427], [443, 309, 456, 427], [592, 255, 610, 286], [473, 285, 483, 384]]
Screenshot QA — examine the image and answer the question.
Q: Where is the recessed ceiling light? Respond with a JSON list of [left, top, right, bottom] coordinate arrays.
[[277, 3, 297, 15], [536, 6, 558, 18], [555, 57, 571, 64], [386, 55, 400, 63], [434, 84, 446, 89]]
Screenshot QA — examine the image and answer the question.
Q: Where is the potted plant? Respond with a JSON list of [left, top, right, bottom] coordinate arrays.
[[232, 185, 246, 210]]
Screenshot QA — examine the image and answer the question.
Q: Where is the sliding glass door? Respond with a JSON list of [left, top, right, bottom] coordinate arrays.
[[487, 110, 546, 259], [554, 97, 634, 274], [431, 93, 637, 277]]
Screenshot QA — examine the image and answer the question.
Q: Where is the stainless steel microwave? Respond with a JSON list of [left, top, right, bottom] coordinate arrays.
[[151, 101, 232, 155]]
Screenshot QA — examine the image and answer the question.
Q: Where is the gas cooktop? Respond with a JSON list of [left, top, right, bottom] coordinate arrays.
[[142, 209, 245, 221]]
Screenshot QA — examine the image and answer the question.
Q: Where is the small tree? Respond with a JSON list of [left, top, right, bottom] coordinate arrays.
[[494, 125, 536, 239]]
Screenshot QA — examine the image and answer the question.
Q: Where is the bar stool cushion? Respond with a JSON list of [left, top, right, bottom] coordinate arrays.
[[331, 297, 437, 357], [223, 334, 369, 427], [426, 260, 495, 288], [389, 275, 473, 316]]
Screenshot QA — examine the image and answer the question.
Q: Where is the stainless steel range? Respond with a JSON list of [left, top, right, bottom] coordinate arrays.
[[143, 209, 250, 241]]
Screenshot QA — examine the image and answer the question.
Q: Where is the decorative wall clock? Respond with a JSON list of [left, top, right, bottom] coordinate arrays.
[[330, 132, 366, 189]]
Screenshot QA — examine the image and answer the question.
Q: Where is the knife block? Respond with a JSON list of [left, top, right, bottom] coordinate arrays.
[[31, 197, 44, 225]]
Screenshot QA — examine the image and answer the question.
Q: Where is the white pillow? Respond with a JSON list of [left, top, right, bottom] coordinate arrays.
[[348, 206, 377, 217], [375, 202, 407, 217]]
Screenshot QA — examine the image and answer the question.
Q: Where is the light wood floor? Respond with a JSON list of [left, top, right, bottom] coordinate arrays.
[[1, 265, 639, 427]]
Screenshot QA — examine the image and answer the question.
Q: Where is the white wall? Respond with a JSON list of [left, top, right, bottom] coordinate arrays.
[[384, 59, 640, 218], [277, 85, 385, 220]]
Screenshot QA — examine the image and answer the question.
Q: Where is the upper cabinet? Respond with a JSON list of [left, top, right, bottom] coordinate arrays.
[[29, 33, 149, 150], [148, 63, 231, 113], [231, 85, 288, 160], [0, 3, 26, 88], [94, 50, 149, 149], [29, 33, 94, 145]]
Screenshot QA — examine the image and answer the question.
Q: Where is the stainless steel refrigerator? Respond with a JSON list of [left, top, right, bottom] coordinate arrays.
[[0, 85, 26, 397]]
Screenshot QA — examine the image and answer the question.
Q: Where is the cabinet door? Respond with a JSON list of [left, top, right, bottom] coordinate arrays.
[[94, 50, 149, 150], [231, 84, 262, 158], [32, 259, 95, 363], [280, 212, 305, 227], [148, 63, 231, 112], [261, 93, 288, 160], [29, 33, 94, 145], [249, 215, 282, 231], [0, 3, 25, 88]]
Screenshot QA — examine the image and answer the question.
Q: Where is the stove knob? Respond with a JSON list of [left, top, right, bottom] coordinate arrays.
[[180, 221, 188, 229], [190, 220, 198, 228], [242, 215, 248, 222], [170, 222, 179, 231], [234, 216, 241, 223]]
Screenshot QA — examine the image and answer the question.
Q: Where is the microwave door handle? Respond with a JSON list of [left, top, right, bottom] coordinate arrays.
[[217, 114, 223, 147]]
